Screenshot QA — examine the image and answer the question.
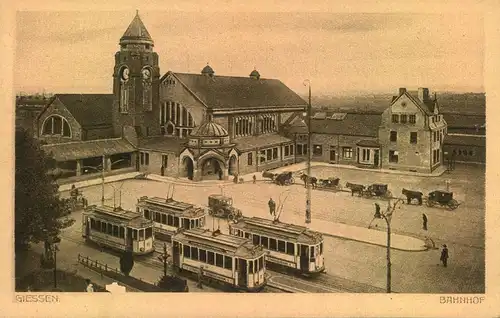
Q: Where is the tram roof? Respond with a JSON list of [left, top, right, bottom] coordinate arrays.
[[232, 217, 323, 245], [172, 228, 265, 259], [137, 197, 206, 218], [85, 205, 153, 228]]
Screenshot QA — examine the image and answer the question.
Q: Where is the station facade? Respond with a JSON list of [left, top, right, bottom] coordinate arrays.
[[35, 12, 306, 182]]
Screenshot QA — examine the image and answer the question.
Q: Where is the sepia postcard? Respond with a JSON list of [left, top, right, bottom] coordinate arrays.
[[3, 0, 500, 317]]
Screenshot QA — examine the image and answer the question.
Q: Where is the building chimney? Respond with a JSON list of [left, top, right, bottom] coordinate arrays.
[[418, 88, 429, 101], [399, 88, 406, 95]]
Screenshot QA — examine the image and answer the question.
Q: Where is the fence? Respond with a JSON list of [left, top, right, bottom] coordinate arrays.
[[77, 254, 165, 292]]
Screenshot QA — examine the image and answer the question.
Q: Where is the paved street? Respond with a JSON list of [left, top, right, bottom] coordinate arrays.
[[60, 163, 485, 293]]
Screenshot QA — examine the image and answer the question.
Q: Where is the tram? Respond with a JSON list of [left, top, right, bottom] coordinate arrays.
[[82, 205, 155, 255], [229, 217, 325, 276], [171, 228, 267, 292], [136, 196, 207, 242]]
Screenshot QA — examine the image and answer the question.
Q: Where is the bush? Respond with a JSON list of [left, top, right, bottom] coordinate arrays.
[[119, 250, 134, 276], [157, 275, 189, 292]]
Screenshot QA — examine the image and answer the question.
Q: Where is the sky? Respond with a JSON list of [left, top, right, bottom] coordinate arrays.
[[14, 11, 485, 96]]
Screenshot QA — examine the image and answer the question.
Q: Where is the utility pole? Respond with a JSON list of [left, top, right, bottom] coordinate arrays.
[[101, 155, 105, 205], [304, 79, 312, 224]]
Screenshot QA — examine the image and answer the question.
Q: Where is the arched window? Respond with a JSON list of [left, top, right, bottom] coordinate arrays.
[[41, 115, 71, 137]]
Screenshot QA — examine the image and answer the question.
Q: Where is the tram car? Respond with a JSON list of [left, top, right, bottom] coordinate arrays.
[[82, 205, 155, 255], [136, 196, 207, 242], [171, 228, 267, 292], [229, 217, 325, 276]]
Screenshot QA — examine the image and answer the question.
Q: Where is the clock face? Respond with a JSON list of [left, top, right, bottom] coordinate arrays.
[[142, 69, 151, 80], [121, 68, 129, 81]]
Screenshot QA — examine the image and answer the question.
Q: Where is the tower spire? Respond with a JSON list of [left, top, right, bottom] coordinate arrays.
[[120, 11, 154, 46]]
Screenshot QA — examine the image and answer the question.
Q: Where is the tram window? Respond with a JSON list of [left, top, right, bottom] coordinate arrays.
[[145, 228, 153, 239], [199, 249, 207, 262], [144, 209, 150, 219], [207, 251, 215, 265], [248, 260, 254, 274], [216, 254, 224, 267], [286, 242, 295, 255], [119, 227, 125, 238], [190, 220, 194, 229], [183, 219, 190, 229], [113, 225, 119, 237], [161, 214, 167, 225], [258, 257, 263, 270], [252, 234, 260, 246], [107, 224, 113, 235], [191, 247, 198, 260], [320, 243, 323, 254], [167, 215, 173, 226], [310, 246, 315, 258], [90, 219, 95, 229], [224, 256, 232, 269], [139, 230, 144, 240], [261, 236, 268, 248], [277, 240, 286, 253], [270, 238, 277, 250], [101, 222, 106, 232], [174, 217, 179, 227], [195, 219, 199, 228], [245, 233, 250, 239], [155, 212, 161, 223], [133, 230, 137, 240], [184, 245, 191, 258]]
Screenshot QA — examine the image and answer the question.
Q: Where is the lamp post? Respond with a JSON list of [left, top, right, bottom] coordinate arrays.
[[303, 79, 312, 224], [374, 198, 403, 293]]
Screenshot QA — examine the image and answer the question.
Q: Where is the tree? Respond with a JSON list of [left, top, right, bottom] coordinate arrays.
[[119, 250, 134, 276], [15, 128, 63, 252]]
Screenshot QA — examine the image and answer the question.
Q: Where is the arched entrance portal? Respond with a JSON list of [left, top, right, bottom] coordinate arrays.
[[181, 156, 194, 180], [228, 155, 238, 176], [201, 158, 225, 180]]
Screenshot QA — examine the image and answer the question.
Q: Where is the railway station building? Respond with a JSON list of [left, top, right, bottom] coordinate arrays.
[[36, 12, 307, 182]]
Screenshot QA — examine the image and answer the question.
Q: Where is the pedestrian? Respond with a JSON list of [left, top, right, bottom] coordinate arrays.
[[160, 165, 165, 176], [218, 169, 222, 180], [374, 203, 381, 218], [252, 174, 256, 184], [440, 244, 449, 267], [197, 266, 204, 289], [268, 198, 276, 216], [422, 213, 428, 231], [305, 199, 311, 223], [85, 279, 94, 292]]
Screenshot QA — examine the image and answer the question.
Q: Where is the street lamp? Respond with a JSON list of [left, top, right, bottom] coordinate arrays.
[[82, 156, 126, 205], [373, 198, 403, 293], [303, 79, 312, 224]]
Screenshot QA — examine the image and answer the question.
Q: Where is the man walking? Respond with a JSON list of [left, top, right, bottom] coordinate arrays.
[[252, 174, 256, 184], [305, 199, 311, 223], [197, 266, 204, 289], [268, 198, 276, 216], [422, 213, 428, 231], [440, 244, 449, 267]]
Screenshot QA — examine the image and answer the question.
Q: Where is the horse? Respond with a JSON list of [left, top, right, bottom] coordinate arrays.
[[402, 188, 423, 205], [345, 182, 365, 196], [300, 173, 317, 189]]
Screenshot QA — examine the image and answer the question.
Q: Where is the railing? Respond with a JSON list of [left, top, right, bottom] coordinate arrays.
[[77, 254, 163, 292]]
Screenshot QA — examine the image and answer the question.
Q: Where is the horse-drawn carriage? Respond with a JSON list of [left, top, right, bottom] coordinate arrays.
[[316, 177, 343, 192], [262, 171, 295, 186], [207, 194, 243, 221], [401, 188, 460, 210], [67, 186, 88, 212], [425, 190, 460, 210], [345, 182, 392, 199]]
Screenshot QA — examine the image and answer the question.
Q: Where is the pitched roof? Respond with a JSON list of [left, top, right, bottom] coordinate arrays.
[[309, 113, 381, 137], [442, 113, 485, 128], [120, 12, 153, 43], [402, 91, 436, 115], [170, 72, 307, 110], [42, 138, 135, 161], [54, 94, 114, 127], [444, 134, 486, 147], [235, 134, 292, 151], [138, 136, 185, 153]]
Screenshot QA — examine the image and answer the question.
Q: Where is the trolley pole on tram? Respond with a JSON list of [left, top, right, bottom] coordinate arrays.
[[303, 79, 312, 224]]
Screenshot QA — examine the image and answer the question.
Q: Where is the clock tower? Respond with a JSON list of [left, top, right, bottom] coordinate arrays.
[[112, 11, 160, 138]]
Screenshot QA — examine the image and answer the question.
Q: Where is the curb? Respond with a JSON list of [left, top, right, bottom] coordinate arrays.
[[319, 231, 428, 252], [295, 164, 447, 178]]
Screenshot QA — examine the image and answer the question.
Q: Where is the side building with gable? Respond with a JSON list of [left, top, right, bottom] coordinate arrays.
[[285, 87, 449, 174]]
